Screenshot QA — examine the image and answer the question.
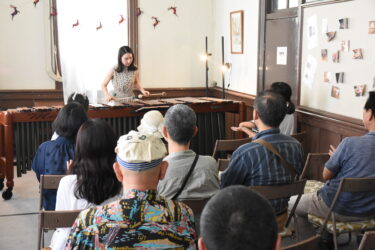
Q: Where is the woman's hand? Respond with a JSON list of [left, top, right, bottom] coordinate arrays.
[[106, 95, 116, 102], [231, 126, 242, 132], [328, 145, 336, 156], [141, 90, 150, 97]]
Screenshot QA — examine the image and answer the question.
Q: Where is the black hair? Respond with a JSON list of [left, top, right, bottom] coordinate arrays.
[[200, 186, 278, 250], [115, 46, 137, 72], [270, 82, 295, 114], [254, 91, 287, 128], [67, 92, 89, 111], [364, 91, 375, 119], [52, 102, 88, 141], [164, 104, 196, 145], [71, 119, 121, 205]]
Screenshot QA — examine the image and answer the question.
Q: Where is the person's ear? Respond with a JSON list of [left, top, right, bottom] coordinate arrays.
[[198, 238, 207, 250], [193, 126, 198, 137], [159, 161, 168, 180], [162, 126, 169, 141], [274, 235, 282, 250], [113, 163, 123, 182], [253, 109, 260, 120]]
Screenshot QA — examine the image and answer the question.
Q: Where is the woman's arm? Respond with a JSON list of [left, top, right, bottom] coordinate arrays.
[[134, 70, 150, 96], [230, 126, 257, 138], [101, 69, 115, 101]]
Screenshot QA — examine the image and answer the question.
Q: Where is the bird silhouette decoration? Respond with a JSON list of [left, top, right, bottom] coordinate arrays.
[[96, 22, 103, 31], [33, 0, 40, 7], [10, 5, 20, 20], [168, 6, 178, 16], [136, 8, 143, 17], [119, 15, 125, 24], [50, 7, 57, 18], [72, 19, 79, 28], [151, 17, 160, 29]]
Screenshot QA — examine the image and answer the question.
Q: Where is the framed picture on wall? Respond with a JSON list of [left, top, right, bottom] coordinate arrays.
[[230, 10, 244, 54]]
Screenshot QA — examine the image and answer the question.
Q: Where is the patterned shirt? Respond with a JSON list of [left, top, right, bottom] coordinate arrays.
[[220, 128, 304, 214], [66, 189, 196, 249], [112, 66, 135, 99]]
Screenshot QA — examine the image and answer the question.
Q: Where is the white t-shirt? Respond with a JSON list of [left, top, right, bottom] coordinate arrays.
[[279, 113, 296, 135], [49, 175, 120, 250]]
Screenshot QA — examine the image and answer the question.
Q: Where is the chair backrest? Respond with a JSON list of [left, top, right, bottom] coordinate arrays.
[[299, 153, 330, 182], [217, 159, 229, 172], [39, 174, 66, 210], [212, 137, 252, 159], [290, 131, 306, 144], [180, 198, 210, 236], [319, 178, 375, 235], [358, 231, 375, 250], [282, 235, 321, 250], [41, 210, 81, 229]]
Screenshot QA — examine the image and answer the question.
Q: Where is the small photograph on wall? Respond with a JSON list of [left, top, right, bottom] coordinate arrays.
[[321, 49, 328, 61], [354, 85, 366, 97], [323, 72, 332, 83], [352, 48, 363, 59], [336, 72, 344, 83], [369, 21, 375, 34], [339, 18, 349, 29], [332, 51, 340, 63], [340, 40, 350, 52], [230, 10, 244, 54], [373, 77, 375, 90], [331, 86, 340, 99], [326, 31, 336, 41]]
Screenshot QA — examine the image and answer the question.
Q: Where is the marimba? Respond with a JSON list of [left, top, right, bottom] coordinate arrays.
[[0, 97, 244, 199]]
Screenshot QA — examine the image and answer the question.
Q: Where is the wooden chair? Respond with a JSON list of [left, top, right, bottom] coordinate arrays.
[[249, 180, 307, 234], [299, 153, 330, 182], [282, 235, 321, 250], [217, 159, 229, 172], [38, 175, 80, 249], [180, 198, 210, 236], [290, 131, 306, 145], [358, 231, 375, 250], [212, 137, 252, 160], [308, 178, 375, 250]]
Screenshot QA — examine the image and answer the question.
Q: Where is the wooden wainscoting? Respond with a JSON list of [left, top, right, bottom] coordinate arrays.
[[0, 90, 64, 110], [297, 106, 367, 154]]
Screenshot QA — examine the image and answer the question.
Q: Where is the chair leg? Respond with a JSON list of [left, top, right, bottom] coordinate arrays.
[[332, 213, 338, 250]]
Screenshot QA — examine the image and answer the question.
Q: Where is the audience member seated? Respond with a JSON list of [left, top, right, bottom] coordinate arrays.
[[47, 119, 122, 250], [137, 110, 164, 138], [32, 102, 88, 210], [198, 185, 281, 250], [158, 104, 219, 200], [66, 130, 196, 249], [293, 91, 375, 224], [231, 82, 296, 137], [51, 92, 89, 140], [221, 91, 304, 226]]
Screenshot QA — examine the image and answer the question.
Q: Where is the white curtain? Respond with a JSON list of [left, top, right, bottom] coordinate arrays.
[[57, 0, 128, 104]]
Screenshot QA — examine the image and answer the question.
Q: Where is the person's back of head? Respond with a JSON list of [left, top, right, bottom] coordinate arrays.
[[164, 104, 197, 145], [270, 82, 295, 115], [67, 92, 90, 111], [52, 102, 88, 141], [364, 91, 375, 130], [199, 186, 280, 250], [72, 119, 121, 205], [254, 91, 287, 128]]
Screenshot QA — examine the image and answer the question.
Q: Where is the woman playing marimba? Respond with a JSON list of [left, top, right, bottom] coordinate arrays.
[[101, 46, 150, 102]]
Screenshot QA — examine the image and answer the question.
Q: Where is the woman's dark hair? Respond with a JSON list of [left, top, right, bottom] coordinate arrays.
[[115, 46, 137, 72], [52, 102, 88, 141], [270, 82, 295, 114], [71, 119, 121, 205], [67, 92, 89, 111], [364, 91, 375, 118]]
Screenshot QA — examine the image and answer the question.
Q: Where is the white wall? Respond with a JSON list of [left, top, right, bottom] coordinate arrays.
[[0, 1, 54, 89], [138, 0, 213, 88], [212, 0, 259, 95]]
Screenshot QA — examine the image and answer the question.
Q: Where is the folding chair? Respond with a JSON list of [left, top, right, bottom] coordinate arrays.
[[249, 179, 307, 235], [282, 235, 321, 250], [212, 137, 252, 160], [217, 159, 229, 172], [290, 131, 306, 145], [358, 231, 375, 250], [180, 198, 210, 236], [38, 175, 79, 249], [308, 178, 375, 250], [299, 153, 330, 182]]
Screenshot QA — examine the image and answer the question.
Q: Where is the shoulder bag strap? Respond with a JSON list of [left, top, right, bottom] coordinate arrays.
[[172, 154, 199, 200], [252, 139, 297, 179]]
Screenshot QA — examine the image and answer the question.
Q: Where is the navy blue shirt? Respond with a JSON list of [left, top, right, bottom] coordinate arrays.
[[221, 128, 304, 213], [319, 131, 375, 217], [32, 136, 75, 210]]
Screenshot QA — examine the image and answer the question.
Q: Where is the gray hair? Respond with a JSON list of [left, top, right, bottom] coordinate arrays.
[[164, 104, 196, 145]]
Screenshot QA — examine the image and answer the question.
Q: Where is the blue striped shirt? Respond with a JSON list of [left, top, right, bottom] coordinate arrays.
[[221, 128, 304, 213]]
